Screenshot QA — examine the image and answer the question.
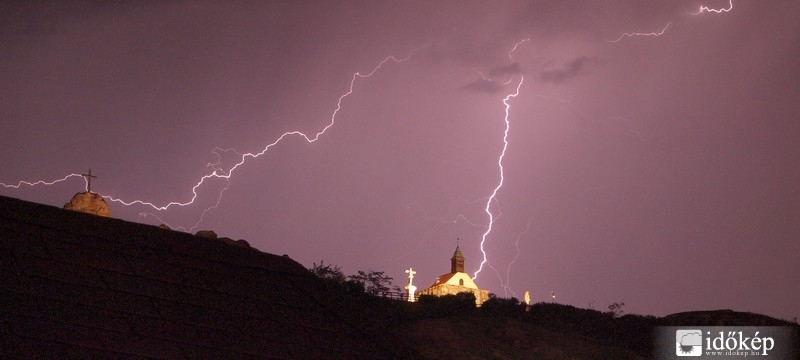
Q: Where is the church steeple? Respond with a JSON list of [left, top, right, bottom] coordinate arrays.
[[450, 239, 464, 273]]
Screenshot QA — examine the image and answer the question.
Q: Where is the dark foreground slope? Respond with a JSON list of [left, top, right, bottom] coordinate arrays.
[[1, 195, 797, 359], [0, 195, 404, 359]]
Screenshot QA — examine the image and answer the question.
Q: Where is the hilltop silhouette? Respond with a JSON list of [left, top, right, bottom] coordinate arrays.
[[1, 194, 797, 359]]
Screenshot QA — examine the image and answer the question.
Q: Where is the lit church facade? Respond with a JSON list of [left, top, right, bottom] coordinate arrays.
[[418, 244, 491, 306]]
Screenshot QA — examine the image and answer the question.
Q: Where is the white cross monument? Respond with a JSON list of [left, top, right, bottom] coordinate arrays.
[[404, 267, 417, 302]]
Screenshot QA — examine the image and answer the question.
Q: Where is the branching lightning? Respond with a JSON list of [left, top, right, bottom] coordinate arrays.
[[0, 2, 750, 305], [606, 22, 672, 43], [136, 177, 230, 233], [206, 147, 245, 176], [1, 49, 418, 232], [103, 51, 417, 218]]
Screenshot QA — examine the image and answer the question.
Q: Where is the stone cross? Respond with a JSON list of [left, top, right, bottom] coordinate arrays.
[[405, 267, 417, 302], [82, 169, 98, 193], [405, 267, 416, 286]]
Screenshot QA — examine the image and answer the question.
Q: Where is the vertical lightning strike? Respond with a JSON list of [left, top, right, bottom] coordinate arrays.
[[472, 39, 528, 281], [691, 0, 733, 15], [473, 76, 523, 280], [606, 22, 672, 43]]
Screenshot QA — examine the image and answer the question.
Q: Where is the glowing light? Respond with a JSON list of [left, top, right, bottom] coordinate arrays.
[[405, 267, 418, 302], [606, 22, 672, 43], [691, 0, 733, 15]]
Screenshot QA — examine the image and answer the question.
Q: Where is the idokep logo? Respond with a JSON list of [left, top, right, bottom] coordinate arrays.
[[657, 326, 796, 359], [676, 329, 703, 356]]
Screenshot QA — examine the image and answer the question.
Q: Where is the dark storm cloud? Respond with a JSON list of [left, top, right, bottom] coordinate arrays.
[[538, 56, 595, 84], [488, 62, 522, 77], [459, 79, 505, 94], [459, 62, 522, 93]]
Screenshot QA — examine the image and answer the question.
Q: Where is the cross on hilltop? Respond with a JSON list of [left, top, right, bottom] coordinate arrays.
[[81, 169, 97, 193]]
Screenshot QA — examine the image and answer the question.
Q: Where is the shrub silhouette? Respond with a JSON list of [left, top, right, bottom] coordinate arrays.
[[480, 296, 524, 316], [417, 292, 476, 318]]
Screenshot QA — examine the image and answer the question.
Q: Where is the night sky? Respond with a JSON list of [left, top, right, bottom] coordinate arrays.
[[2, 1, 798, 320]]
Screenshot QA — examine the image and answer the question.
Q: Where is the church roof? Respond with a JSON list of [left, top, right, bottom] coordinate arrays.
[[0, 195, 403, 359], [427, 273, 457, 288]]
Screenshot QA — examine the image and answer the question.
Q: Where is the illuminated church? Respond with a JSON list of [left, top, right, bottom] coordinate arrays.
[[418, 243, 491, 306]]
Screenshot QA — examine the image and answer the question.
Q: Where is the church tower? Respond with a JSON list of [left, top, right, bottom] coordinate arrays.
[[450, 245, 464, 273], [418, 240, 491, 305]]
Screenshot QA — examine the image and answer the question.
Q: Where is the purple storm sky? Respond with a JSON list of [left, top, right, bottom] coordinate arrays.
[[2, 1, 798, 320]]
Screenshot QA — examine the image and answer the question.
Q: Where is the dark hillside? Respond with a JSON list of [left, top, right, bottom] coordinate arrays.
[[0, 195, 406, 359], [1, 195, 796, 359], [664, 309, 797, 327]]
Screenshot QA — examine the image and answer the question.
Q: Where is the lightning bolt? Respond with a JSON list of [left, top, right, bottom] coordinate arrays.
[[206, 146, 245, 176], [136, 176, 230, 233], [606, 22, 672, 43], [102, 50, 418, 219], [500, 214, 535, 297], [691, 0, 733, 15], [0, 4, 747, 305], [472, 41, 527, 281], [2, 173, 85, 190], [1, 49, 419, 232], [607, 1, 732, 44]]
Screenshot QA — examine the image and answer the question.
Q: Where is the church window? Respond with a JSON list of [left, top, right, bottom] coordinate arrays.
[[459, 279, 464, 286]]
